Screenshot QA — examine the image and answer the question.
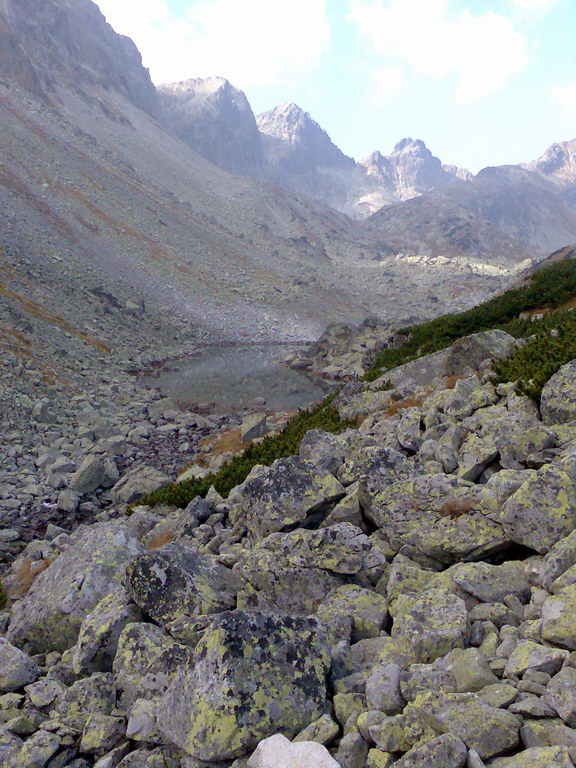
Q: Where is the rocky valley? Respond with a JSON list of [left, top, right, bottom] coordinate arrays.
[[3, 0, 576, 767]]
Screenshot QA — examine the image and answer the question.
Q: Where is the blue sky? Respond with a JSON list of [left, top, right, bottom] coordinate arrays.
[[96, 0, 575, 173]]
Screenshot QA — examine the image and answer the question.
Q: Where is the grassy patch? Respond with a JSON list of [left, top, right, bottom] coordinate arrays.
[[138, 391, 355, 508], [364, 255, 576, 381]]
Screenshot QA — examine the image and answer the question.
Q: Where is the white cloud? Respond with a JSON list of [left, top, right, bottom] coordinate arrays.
[[551, 81, 576, 113], [371, 66, 406, 104], [95, 0, 331, 88], [348, 0, 529, 104], [508, 0, 561, 15]]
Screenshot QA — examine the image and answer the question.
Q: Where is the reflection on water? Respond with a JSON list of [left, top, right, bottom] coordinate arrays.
[[143, 345, 336, 412]]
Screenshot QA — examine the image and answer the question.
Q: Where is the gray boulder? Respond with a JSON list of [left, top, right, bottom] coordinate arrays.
[[110, 465, 172, 504], [158, 610, 330, 760], [113, 622, 192, 707], [247, 733, 340, 767], [392, 589, 469, 663], [69, 456, 108, 495], [541, 360, 576, 424], [230, 457, 345, 540], [393, 733, 467, 768], [501, 464, 576, 553], [7, 523, 143, 652], [125, 541, 239, 628], [0, 638, 39, 692]]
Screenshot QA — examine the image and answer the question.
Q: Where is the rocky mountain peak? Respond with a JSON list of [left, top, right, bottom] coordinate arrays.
[[158, 76, 262, 176], [529, 139, 576, 184], [257, 102, 354, 169]]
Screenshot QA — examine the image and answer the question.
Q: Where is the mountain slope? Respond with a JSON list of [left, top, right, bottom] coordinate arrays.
[[364, 164, 576, 266]]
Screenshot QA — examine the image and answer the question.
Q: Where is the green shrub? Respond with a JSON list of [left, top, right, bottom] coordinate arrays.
[[493, 312, 576, 401], [138, 391, 355, 508], [364, 255, 576, 381]]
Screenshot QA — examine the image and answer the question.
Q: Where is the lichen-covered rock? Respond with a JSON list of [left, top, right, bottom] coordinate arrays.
[[541, 584, 576, 649], [449, 561, 530, 604], [316, 584, 389, 643], [247, 733, 340, 768], [418, 691, 521, 759], [540, 530, 576, 590], [51, 672, 116, 730], [451, 648, 498, 692], [488, 745, 574, 767], [392, 589, 469, 663], [8, 730, 61, 767], [110, 465, 171, 504], [361, 472, 507, 563], [235, 558, 341, 615], [393, 733, 467, 768], [7, 523, 143, 653], [258, 523, 386, 575], [157, 610, 330, 761], [504, 640, 568, 677], [230, 457, 345, 540], [125, 542, 239, 628], [80, 713, 126, 757], [293, 713, 339, 745], [366, 663, 405, 713], [546, 667, 576, 726], [501, 465, 576, 553], [298, 429, 349, 476], [541, 360, 576, 424], [72, 588, 141, 674], [0, 639, 39, 692], [113, 622, 192, 708]]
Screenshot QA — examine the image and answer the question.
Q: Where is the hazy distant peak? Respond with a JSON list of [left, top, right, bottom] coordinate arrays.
[[257, 102, 316, 144], [527, 139, 576, 183]]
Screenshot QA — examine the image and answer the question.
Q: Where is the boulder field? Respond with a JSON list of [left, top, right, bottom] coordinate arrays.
[[3, 331, 576, 766]]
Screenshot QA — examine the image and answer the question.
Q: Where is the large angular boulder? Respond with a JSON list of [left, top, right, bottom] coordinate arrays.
[[110, 465, 171, 504], [247, 733, 340, 768], [7, 523, 143, 652], [418, 691, 521, 759], [546, 667, 576, 726], [125, 542, 239, 628], [501, 465, 576, 553], [542, 584, 576, 649], [0, 638, 39, 692], [113, 622, 192, 707], [235, 559, 341, 615], [393, 733, 467, 768], [392, 589, 469, 663], [257, 523, 386, 575], [157, 610, 330, 760], [73, 588, 141, 674], [230, 457, 345, 540], [541, 360, 576, 424]]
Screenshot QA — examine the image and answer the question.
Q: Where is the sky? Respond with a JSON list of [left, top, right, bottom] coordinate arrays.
[[95, 0, 576, 173]]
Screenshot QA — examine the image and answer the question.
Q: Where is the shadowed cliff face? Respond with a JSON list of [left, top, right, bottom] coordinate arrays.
[[0, 0, 159, 117]]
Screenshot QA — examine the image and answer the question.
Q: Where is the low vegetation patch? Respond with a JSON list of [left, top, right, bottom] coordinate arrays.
[[364, 255, 576, 381], [493, 311, 576, 401], [138, 391, 355, 508]]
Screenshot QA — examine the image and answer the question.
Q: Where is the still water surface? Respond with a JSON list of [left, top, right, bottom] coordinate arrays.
[[143, 345, 336, 412]]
